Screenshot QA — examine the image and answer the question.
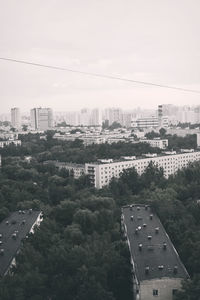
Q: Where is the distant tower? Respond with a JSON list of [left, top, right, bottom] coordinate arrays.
[[158, 105, 163, 119], [11, 107, 21, 129], [197, 133, 200, 148], [90, 108, 102, 126], [30, 108, 53, 130]]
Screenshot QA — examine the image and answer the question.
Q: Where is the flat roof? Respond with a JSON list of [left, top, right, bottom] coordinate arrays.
[[0, 210, 41, 276], [122, 204, 188, 282], [86, 150, 200, 165]]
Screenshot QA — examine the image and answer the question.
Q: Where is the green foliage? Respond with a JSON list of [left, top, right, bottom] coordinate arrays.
[[0, 132, 200, 299]]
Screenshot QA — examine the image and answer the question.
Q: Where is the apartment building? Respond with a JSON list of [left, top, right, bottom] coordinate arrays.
[[85, 150, 200, 188], [141, 139, 168, 149], [53, 162, 85, 178], [0, 140, 21, 148], [30, 108, 53, 131], [0, 210, 42, 276], [11, 107, 21, 129], [122, 204, 188, 300]]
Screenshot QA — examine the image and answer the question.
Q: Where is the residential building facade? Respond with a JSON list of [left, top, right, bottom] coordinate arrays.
[[85, 151, 200, 188], [11, 107, 21, 129], [30, 108, 53, 131]]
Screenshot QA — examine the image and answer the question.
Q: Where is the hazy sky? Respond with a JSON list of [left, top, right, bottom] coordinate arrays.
[[0, 0, 200, 113]]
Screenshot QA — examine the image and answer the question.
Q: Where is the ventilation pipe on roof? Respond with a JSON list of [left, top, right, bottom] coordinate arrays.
[[138, 243, 143, 251], [145, 266, 150, 275], [150, 214, 153, 220], [163, 242, 167, 250], [173, 266, 178, 274]]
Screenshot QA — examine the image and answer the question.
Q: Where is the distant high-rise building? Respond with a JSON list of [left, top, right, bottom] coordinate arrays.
[[30, 108, 53, 131], [107, 108, 122, 125], [11, 107, 21, 129], [79, 108, 90, 126], [90, 108, 102, 126]]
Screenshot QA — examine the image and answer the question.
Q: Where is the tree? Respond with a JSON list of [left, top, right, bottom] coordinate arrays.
[[159, 127, 166, 137]]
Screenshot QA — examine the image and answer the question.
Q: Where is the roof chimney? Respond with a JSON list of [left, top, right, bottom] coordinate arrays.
[[145, 266, 150, 275], [163, 242, 167, 250]]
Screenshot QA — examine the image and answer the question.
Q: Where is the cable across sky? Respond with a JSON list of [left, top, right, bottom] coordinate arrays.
[[0, 57, 200, 94]]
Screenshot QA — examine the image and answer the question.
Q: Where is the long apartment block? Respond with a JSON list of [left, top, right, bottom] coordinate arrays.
[[85, 150, 200, 189], [122, 204, 189, 300]]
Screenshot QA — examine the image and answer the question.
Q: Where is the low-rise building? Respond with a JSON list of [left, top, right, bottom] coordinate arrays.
[[140, 138, 168, 149], [122, 204, 189, 300], [0, 210, 42, 276], [0, 140, 21, 148], [44, 161, 85, 179], [85, 150, 200, 188]]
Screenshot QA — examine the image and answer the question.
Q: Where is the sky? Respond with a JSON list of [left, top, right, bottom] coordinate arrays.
[[0, 0, 200, 113]]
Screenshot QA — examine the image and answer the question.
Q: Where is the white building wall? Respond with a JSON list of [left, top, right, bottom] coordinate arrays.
[[139, 278, 182, 300], [197, 133, 200, 148], [86, 151, 200, 188]]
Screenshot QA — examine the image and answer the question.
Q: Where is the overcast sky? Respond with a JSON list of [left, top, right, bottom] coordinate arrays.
[[0, 0, 200, 113]]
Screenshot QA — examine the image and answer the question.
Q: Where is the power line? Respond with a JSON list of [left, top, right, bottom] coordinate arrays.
[[0, 56, 200, 94]]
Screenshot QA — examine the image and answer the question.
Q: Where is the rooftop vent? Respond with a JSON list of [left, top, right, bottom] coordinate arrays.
[[145, 205, 148, 210], [130, 205, 133, 211], [158, 265, 164, 270], [22, 220, 26, 225], [6, 221, 9, 225], [0, 249, 4, 256], [135, 228, 139, 235], [150, 214, 153, 220], [145, 266, 150, 275], [147, 235, 152, 240], [163, 242, 167, 250], [155, 227, 159, 234], [130, 215, 134, 221], [173, 266, 178, 274], [0, 234, 2, 239], [143, 223, 147, 228], [138, 243, 143, 251], [0, 241, 2, 246], [138, 226, 142, 230], [137, 207, 140, 211]]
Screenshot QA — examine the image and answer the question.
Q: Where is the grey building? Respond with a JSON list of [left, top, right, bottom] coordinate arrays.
[[121, 204, 188, 300], [0, 210, 42, 276]]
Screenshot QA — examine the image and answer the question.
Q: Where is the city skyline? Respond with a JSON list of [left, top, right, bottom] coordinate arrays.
[[1, 0, 200, 113]]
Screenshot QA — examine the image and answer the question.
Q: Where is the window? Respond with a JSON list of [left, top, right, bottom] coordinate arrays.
[[153, 289, 158, 296], [172, 289, 178, 296]]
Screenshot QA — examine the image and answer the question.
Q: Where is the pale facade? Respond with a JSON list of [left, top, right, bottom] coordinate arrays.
[[30, 108, 53, 130], [11, 107, 21, 129], [85, 151, 200, 188], [141, 139, 168, 149], [0, 140, 21, 148]]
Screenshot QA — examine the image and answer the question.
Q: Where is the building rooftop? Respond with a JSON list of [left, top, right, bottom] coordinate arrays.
[[0, 210, 42, 276], [86, 149, 199, 165], [122, 204, 188, 282]]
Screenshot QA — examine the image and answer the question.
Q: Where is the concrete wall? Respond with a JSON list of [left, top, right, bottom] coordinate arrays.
[[138, 278, 182, 300]]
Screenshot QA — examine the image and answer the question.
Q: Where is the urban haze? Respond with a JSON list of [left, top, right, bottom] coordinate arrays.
[[0, 1, 200, 300]]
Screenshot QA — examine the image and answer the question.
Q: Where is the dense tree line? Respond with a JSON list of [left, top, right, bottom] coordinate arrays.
[[0, 133, 199, 299]]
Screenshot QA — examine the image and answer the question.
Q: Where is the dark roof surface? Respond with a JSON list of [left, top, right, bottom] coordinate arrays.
[[122, 204, 188, 282], [0, 210, 41, 276]]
